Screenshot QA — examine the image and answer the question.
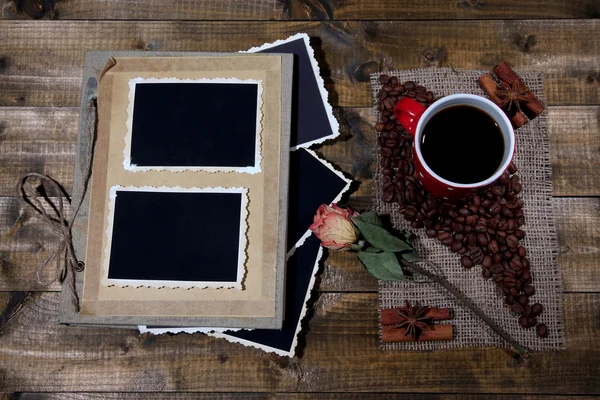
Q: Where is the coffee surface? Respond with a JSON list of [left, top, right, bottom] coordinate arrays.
[[420, 105, 504, 184]]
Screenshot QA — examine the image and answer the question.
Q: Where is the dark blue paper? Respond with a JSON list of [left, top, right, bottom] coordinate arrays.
[[255, 38, 335, 149]]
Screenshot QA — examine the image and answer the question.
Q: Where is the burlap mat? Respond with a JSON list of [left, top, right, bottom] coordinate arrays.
[[371, 68, 565, 351]]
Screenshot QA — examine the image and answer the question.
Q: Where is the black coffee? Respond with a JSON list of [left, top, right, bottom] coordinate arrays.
[[420, 105, 504, 184]]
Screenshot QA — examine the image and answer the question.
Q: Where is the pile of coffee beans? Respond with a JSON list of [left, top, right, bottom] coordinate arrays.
[[376, 74, 548, 338]]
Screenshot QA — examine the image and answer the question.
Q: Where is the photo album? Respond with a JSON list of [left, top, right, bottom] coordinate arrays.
[[60, 34, 352, 357]]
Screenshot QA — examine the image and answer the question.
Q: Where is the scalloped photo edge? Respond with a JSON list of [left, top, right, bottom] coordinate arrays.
[[123, 77, 263, 174], [243, 33, 340, 151], [101, 185, 249, 290]]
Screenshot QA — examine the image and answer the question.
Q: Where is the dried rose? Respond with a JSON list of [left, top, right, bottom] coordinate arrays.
[[309, 204, 358, 250]]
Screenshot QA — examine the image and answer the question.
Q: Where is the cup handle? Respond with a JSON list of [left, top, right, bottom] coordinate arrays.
[[394, 97, 426, 136]]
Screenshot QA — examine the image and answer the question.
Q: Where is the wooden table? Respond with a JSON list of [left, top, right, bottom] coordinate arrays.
[[1, 1, 599, 397]]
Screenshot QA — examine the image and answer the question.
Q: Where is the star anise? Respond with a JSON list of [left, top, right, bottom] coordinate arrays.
[[394, 300, 433, 341], [494, 81, 529, 113]]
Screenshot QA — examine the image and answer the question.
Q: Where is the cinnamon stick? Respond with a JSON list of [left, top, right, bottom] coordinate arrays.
[[381, 307, 450, 325], [382, 324, 453, 343], [479, 73, 528, 129], [493, 62, 545, 119]]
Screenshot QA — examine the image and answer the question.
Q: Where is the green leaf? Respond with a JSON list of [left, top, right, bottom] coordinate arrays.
[[400, 250, 418, 262], [352, 218, 413, 252], [352, 211, 383, 227], [357, 251, 405, 281], [363, 246, 383, 253]]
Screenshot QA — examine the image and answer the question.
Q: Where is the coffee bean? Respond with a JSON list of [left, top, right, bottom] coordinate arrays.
[[515, 229, 526, 239], [465, 215, 478, 226], [505, 295, 516, 305], [454, 233, 465, 242], [491, 185, 505, 196], [411, 220, 423, 228], [477, 233, 489, 247], [379, 74, 390, 85], [501, 206, 513, 218], [527, 317, 537, 327], [523, 285, 535, 297], [488, 240, 500, 254], [482, 268, 492, 279], [536, 323, 548, 338], [458, 247, 467, 255], [470, 246, 484, 265], [490, 203, 501, 215], [383, 84, 393, 92], [506, 235, 519, 249], [390, 76, 399, 85], [507, 219, 518, 231], [451, 240, 463, 253], [426, 229, 438, 238], [493, 274, 504, 283], [491, 264, 504, 274], [482, 255, 492, 268], [518, 294, 529, 306], [515, 279, 524, 291], [513, 182, 523, 194], [512, 303, 524, 314], [498, 171, 510, 185], [508, 161, 518, 174], [468, 204, 479, 214], [532, 303, 543, 316], [492, 253, 502, 264], [503, 249, 513, 259], [509, 288, 519, 297], [503, 276, 516, 288], [506, 200, 519, 209], [519, 316, 529, 328], [516, 215, 525, 226], [426, 91, 434, 102], [436, 231, 450, 241], [523, 305, 532, 317], [404, 81, 416, 91], [442, 237, 454, 246]]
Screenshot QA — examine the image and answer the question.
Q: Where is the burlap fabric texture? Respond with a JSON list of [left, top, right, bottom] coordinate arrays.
[[372, 68, 564, 351]]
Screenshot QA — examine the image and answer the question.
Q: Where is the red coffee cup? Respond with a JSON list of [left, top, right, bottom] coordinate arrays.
[[394, 94, 515, 201]]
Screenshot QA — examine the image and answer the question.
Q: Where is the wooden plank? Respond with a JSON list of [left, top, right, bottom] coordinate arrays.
[[1, 106, 598, 197], [0, 107, 78, 196], [0, 292, 598, 393], [13, 394, 600, 400], [549, 107, 600, 196], [1, 21, 600, 107], [2, 0, 598, 21]]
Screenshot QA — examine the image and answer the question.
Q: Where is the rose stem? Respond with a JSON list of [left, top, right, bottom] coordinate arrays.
[[400, 259, 531, 358]]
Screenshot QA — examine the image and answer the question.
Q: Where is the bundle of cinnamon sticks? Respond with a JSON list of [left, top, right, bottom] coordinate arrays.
[[479, 62, 545, 129]]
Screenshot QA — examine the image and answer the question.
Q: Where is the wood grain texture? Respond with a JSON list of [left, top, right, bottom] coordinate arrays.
[[1, 21, 600, 108], [13, 394, 600, 400], [549, 107, 600, 196], [2, 0, 599, 21], [0, 292, 599, 393], [0, 107, 78, 196]]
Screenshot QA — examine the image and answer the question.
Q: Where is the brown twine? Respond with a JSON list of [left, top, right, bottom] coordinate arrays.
[[17, 98, 97, 311]]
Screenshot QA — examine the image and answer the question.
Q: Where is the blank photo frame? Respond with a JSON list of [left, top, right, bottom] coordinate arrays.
[[125, 78, 263, 174], [104, 186, 248, 289]]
